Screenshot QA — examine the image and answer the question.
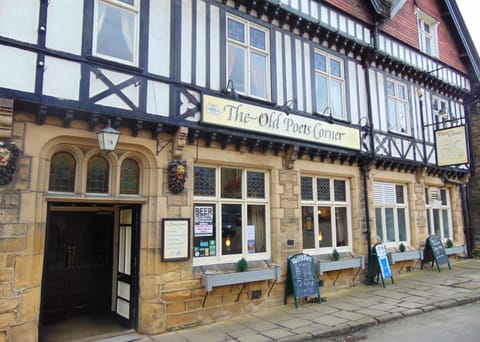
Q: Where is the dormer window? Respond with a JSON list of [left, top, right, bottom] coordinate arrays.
[[416, 8, 439, 58]]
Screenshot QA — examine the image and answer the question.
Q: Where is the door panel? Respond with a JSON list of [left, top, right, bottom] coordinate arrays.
[[43, 211, 114, 322], [115, 207, 137, 324]]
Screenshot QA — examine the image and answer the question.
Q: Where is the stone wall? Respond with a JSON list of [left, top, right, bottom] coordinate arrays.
[[0, 104, 39, 342]]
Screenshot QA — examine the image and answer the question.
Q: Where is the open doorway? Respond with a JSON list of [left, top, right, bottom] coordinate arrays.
[[40, 204, 139, 341]]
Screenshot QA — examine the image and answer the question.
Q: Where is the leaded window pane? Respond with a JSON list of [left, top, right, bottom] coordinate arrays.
[[301, 177, 313, 200], [314, 53, 326, 72], [49, 152, 76, 192], [334, 180, 346, 201], [228, 18, 244, 42], [250, 27, 265, 50], [86, 156, 109, 193], [317, 178, 330, 201], [395, 185, 404, 204], [120, 158, 139, 194], [247, 171, 265, 198], [194, 166, 215, 196], [330, 59, 341, 77]]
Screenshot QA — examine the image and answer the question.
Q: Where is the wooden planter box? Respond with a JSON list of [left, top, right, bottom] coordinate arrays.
[[202, 264, 281, 291], [317, 256, 365, 275], [445, 245, 466, 255], [388, 250, 422, 264]]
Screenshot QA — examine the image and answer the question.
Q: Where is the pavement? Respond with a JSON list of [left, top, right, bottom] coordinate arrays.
[[98, 258, 480, 342]]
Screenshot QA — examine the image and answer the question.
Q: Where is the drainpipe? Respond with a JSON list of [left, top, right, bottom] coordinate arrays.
[[362, 16, 379, 284], [444, 176, 472, 258]]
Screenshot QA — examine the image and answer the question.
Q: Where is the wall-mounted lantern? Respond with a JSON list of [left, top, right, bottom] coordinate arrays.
[[96, 119, 120, 152]]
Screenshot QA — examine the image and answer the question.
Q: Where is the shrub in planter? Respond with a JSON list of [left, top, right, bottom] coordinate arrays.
[[237, 257, 248, 272], [446, 239, 454, 248], [399, 242, 406, 252], [332, 248, 340, 261]]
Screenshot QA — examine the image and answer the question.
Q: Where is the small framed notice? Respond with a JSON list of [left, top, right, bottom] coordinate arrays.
[[162, 218, 190, 261]]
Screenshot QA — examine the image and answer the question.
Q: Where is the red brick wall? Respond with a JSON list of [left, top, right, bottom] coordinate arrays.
[[326, 0, 468, 74], [323, 0, 373, 25]]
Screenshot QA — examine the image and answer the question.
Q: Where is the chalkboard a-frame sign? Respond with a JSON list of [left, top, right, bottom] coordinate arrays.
[[421, 235, 451, 272], [284, 253, 321, 308]]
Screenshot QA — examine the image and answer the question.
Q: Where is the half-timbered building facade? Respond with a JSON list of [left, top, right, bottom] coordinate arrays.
[[0, 0, 479, 340]]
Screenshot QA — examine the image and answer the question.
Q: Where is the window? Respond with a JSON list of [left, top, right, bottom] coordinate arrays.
[[226, 16, 269, 99], [93, 0, 139, 65], [416, 9, 439, 57], [49, 152, 76, 192], [87, 155, 110, 193], [314, 51, 345, 119], [193, 166, 269, 264], [120, 158, 139, 194], [432, 96, 449, 129], [425, 187, 452, 240], [386, 78, 409, 134], [374, 182, 409, 245], [301, 176, 351, 253]]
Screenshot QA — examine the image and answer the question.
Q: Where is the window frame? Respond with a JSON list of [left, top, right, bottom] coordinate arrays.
[[385, 77, 410, 135], [416, 8, 439, 58], [48, 151, 77, 193], [300, 176, 352, 254], [374, 182, 410, 246], [425, 187, 452, 241], [313, 50, 346, 120], [92, 0, 140, 66], [226, 14, 270, 100], [431, 95, 449, 130], [193, 165, 270, 266]]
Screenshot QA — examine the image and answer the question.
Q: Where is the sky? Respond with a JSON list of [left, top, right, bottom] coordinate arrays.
[[456, 0, 480, 54]]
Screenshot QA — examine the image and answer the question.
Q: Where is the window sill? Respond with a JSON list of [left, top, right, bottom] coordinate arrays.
[[388, 249, 422, 264], [86, 55, 144, 73], [201, 264, 281, 306], [317, 256, 365, 275], [445, 246, 466, 255], [202, 265, 281, 291]]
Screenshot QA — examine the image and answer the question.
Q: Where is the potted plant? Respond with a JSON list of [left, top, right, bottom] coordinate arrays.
[[399, 242, 406, 252], [237, 257, 248, 272], [331, 248, 340, 261]]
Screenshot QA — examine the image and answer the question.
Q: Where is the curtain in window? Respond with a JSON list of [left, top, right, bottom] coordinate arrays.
[[120, 9, 134, 59]]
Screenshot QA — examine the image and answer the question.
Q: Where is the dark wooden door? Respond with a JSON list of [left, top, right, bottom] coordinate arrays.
[[42, 211, 114, 322]]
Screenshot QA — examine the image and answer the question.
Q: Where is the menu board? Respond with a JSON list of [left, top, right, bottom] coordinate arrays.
[[421, 235, 451, 271], [284, 253, 321, 308], [162, 218, 190, 261]]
